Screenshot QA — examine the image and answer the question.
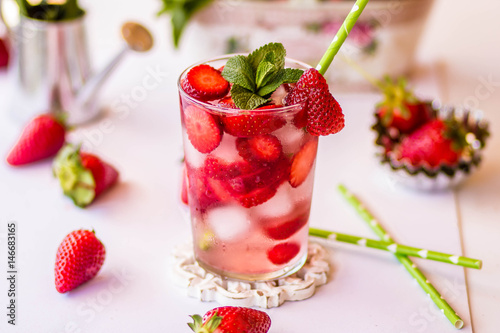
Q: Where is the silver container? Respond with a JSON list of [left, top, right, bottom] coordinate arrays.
[[7, 15, 99, 124], [2, 6, 153, 125]]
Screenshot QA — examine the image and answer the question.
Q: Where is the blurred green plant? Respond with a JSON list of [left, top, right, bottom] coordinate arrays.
[[16, 0, 85, 21], [158, 0, 213, 48]]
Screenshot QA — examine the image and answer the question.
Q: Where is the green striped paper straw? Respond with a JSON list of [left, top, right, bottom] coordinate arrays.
[[309, 228, 482, 269], [337, 184, 465, 329], [316, 0, 370, 76]]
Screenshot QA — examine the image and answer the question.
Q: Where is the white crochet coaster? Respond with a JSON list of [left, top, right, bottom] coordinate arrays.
[[171, 242, 330, 308]]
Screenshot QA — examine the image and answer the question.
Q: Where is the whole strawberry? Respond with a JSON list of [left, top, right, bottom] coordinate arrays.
[[6, 114, 66, 166], [55, 229, 106, 293], [285, 68, 344, 136], [53, 144, 119, 207], [375, 77, 430, 134], [395, 119, 467, 168], [189, 306, 271, 333]]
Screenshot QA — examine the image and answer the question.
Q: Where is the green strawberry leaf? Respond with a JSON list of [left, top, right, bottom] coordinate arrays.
[[222, 55, 256, 92], [231, 85, 269, 110], [53, 144, 96, 208]]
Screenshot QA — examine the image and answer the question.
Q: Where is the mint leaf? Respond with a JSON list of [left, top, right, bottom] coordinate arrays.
[[281, 68, 304, 83], [222, 55, 256, 92], [257, 68, 303, 97], [225, 43, 304, 109], [248, 43, 286, 72], [231, 85, 269, 110], [256, 54, 277, 90], [171, 6, 188, 48]]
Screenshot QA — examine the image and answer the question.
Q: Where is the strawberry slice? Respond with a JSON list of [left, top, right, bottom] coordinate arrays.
[[267, 242, 300, 265], [220, 105, 286, 137], [236, 134, 282, 162], [186, 163, 234, 211], [181, 165, 188, 205], [206, 177, 232, 203], [187, 169, 219, 211], [182, 64, 230, 101], [263, 211, 309, 240], [202, 152, 290, 208], [289, 139, 318, 188], [203, 156, 250, 180], [184, 105, 222, 154], [234, 186, 277, 208], [225, 156, 289, 194], [217, 96, 237, 109]]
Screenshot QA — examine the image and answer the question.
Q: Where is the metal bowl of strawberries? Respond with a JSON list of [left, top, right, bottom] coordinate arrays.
[[372, 90, 490, 191]]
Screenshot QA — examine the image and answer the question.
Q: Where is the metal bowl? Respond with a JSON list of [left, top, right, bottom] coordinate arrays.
[[373, 101, 490, 191]]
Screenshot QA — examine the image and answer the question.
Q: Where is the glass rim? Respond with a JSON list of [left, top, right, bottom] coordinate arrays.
[[177, 54, 311, 116]]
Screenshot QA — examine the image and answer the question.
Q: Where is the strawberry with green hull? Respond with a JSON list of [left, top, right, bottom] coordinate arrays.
[[189, 306, 271, 333], [375, 77, 431, 134], [55, 229, 106, 293], [53, 144, 119, 207], [394, 118, 467, 168], [6, 114, 66, 166]]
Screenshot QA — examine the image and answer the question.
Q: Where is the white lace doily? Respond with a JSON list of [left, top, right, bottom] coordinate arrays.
[[170, 242, 330, 308]]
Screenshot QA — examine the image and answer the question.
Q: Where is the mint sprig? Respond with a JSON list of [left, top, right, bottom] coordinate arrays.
[[221, 43, 304, 110]]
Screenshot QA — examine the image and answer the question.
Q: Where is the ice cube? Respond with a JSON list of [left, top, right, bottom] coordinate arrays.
[[270, 84, 288, 106], [206, 205, 251, 242], [252, 183, 294, 219], [273, 124, 305, 155], [183, 130, 205, 168], [209, 134, 243, 163]]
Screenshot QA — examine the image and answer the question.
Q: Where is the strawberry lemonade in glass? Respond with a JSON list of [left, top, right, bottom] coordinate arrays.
[[178, 43, 344, 281]]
